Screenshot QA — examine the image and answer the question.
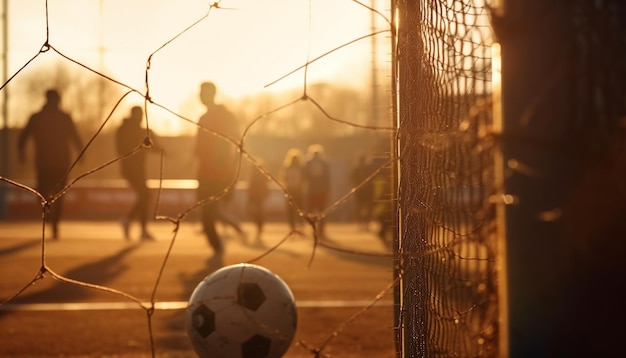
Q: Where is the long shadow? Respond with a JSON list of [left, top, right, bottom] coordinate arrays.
[[0, 240, 41, 256], [0, 243, 165, 355], [315, 235, 393, 268], [2, 243, 141, 307], [156, 255, 223, 353]]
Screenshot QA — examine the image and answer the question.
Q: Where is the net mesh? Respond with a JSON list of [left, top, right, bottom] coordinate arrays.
[[394, 0, 626, 357], [395, 0, 498, 356]]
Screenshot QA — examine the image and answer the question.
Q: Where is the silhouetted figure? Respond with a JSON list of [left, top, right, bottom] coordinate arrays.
[[17, 89, 83, 239], [373, 171, 394, 248], [217, 184, 245, 239], [247, 160, 269, 242], [304, 144, 331, 238], [351, 154, 375, 230], [280, 148, 306, 231], [115, 106, 160, 241], [195, 82, 241, 255]]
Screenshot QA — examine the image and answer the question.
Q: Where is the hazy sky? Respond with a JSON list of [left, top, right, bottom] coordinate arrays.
[[3, 0, 391, 133]]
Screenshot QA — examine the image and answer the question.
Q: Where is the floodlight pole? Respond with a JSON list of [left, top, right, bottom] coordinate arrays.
[[98, 0, 105, 120], [370, 0, 378, 127], [0, 0, 8, 219]]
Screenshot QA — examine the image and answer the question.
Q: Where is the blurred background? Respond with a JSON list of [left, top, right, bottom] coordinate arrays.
[[0, 0, 394, 222]]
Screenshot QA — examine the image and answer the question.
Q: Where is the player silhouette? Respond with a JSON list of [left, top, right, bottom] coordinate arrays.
[[194, 82, 241, 255], [17, 89, 83, 239]]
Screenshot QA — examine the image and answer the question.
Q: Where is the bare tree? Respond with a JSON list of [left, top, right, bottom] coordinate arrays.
[[11, 60, 123, 131], [229, 83, 369, 139]]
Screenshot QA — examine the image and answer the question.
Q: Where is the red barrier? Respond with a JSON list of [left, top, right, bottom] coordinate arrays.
[[5, 180, 287, 221]]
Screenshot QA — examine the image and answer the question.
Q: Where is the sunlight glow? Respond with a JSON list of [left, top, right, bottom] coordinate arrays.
[[3, 0, 390, 135]]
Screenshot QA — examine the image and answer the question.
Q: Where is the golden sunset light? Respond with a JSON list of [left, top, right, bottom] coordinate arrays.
[[3, 0, 391, 135], [2, 1, 623, 357]]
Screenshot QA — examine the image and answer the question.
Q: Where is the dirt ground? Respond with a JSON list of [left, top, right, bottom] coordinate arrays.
[[0, 221, 397, 358]]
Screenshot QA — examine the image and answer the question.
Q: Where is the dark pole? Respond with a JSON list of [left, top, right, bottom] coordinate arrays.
[[497, 1, 626, 356], [389, 0, 401, 355]]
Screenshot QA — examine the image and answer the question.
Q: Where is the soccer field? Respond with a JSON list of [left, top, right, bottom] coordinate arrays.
[[0, 220, 396, 357]]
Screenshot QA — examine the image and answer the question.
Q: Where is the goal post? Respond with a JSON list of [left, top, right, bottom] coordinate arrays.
[[497, 1, 626, 356]]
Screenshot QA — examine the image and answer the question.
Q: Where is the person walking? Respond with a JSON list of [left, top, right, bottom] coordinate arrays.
[[247, 159, 270, 243], [17, 88, 83, 239], [115, 105, 161, 241], [280, 148, 306, 231], [350, 154, 375, 230], [194, 81, 241, 256], [304, 144, 331, 238], [216, 185, 245, 239]]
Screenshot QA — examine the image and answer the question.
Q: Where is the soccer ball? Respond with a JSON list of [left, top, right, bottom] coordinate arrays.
[[185, 263, 298, 358]]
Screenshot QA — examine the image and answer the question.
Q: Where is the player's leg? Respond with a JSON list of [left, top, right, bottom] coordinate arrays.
[[198, 177, 224, 254]]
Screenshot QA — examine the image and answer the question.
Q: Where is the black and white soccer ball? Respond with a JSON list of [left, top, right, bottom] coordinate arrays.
[[185, 263, 297, 358]]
